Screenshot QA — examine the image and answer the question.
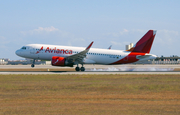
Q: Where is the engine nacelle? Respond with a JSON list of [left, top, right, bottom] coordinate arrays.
[[52, 56, 65, 66], [51, 56, 73, 67]]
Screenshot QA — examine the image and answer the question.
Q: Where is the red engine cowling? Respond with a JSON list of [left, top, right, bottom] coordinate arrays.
[[51, 56, 66, 66]]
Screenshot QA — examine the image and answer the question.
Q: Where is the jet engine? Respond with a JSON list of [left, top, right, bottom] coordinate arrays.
[[51, 56, 73, 67]]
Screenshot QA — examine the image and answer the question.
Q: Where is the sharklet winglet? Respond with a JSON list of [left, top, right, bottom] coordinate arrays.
[[86, 41, 94, 50]]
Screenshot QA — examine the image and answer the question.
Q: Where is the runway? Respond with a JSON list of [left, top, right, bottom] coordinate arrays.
[[0, 64, 180, 74]]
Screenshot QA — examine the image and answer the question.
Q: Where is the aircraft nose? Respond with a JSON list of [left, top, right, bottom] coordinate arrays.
[[15, 50, 21, 56]]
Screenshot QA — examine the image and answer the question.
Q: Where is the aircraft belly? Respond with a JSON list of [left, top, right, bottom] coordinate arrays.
[[39, 53, 51, 60]]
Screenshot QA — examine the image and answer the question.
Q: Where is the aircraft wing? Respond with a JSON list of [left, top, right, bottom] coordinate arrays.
[[66, 41, 94, 64]]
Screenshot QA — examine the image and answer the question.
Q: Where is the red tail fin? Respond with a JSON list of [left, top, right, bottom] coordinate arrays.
[[131, 30, 156, 53]]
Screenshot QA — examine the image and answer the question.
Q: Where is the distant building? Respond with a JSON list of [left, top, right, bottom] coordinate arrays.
[[0, 58, 8, 65], [126, 43, 133, 50], [134, 56, 180, 64]]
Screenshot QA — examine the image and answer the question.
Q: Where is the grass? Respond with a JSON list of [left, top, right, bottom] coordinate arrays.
[[0, 74, 180, 115]]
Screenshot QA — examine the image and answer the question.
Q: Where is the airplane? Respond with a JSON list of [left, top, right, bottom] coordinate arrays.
[[15, 30, 157, 71]]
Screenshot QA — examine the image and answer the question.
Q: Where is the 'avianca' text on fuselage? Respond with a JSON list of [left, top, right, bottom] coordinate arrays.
[[15, 30, 157, 71], [36, 46, 73, 54]]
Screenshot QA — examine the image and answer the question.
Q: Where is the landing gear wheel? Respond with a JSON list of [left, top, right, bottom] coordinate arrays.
[[31, 64, 34, 68], [31, 59, 35, 68], [75, 67, 80, 71], [81, 67, 85, 71]]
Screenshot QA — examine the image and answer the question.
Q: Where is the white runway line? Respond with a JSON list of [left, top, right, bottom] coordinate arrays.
[[1, 71, 180, 75]]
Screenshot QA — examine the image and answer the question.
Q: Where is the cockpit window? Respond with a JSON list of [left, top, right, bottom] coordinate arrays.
[[21, 46, 26, 50]]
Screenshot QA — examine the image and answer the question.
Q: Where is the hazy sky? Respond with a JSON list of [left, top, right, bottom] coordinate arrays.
[[0, 0, 180, 60]]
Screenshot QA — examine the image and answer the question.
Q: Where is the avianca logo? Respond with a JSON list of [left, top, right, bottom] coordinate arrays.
[[36, 46, 73, 54], [36, 46, 43, 54], [53, 60, 59, 65]]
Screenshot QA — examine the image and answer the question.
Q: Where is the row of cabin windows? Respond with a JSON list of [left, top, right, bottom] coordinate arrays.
[[74, 51, 121, 57], [86, 52, 121, 57]]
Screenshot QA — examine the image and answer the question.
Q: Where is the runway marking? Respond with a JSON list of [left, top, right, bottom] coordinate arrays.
[[1, 71, 180, 75]]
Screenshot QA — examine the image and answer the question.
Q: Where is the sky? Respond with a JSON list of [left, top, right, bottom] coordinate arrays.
[[0, 0, 180, 60]]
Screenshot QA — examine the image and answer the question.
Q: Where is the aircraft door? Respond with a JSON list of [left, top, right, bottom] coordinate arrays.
[[30, 48, 38, 58], [30, 48, 35, 54]]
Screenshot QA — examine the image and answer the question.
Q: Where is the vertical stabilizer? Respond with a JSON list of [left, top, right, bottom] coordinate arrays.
[[131, 30, 156, 53]]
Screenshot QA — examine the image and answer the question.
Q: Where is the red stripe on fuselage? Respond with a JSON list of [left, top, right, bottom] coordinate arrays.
[[110, 52, 146, 64]]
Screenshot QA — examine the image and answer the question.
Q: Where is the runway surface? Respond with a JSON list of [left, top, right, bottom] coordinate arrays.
[[0, 64, 180, 74]]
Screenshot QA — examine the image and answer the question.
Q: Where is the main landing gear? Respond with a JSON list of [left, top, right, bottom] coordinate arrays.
[[75, 64, 85, 71], [31, 59, 35, 68]]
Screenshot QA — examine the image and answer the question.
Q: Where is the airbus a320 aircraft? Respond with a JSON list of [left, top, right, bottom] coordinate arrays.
[[16, 30, 157, 71]]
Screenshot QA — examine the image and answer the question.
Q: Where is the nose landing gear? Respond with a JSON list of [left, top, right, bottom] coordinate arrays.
[[31, 59, 35, 68]]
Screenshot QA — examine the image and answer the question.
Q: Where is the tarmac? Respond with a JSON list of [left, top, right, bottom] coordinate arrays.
[[0, 64, 180, 74]]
